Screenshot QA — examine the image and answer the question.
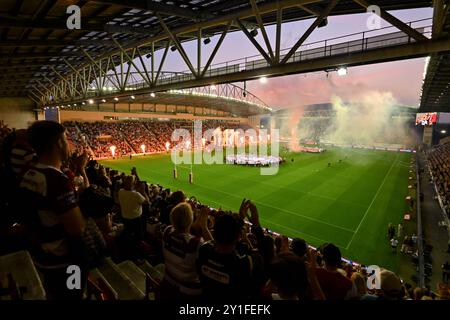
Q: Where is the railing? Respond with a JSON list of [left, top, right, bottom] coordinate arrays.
[[416, 154, 425, 288], [201, 18, 431, 75]]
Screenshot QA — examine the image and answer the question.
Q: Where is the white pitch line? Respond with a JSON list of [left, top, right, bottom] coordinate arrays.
[[133, 163, 355, 233], [345, 154, 399, 250]]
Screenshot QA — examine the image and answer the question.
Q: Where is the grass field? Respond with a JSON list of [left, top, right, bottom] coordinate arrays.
[[101, 147, 412, 271]]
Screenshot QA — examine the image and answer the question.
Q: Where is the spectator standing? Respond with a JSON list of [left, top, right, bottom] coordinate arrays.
[[19, 121, 87, 299], [118, 175, 149, 242]]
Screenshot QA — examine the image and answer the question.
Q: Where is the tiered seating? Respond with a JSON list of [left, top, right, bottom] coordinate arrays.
[[427, 144, 450, 216], [63, 120, 247, 157]]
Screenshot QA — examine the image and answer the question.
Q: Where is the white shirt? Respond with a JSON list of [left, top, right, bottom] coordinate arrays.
[[118, 188, 146, 219]]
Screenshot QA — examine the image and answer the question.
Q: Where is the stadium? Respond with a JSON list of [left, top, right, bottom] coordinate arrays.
[[0, 0, 450, 305]]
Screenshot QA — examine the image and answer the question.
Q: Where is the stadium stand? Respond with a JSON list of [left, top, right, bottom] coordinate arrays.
[[426, 144, 450, 218], [0, 120, 449, 300], [64, 120, 248, 159]]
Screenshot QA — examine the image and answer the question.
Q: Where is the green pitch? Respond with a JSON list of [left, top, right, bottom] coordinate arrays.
[[101, 147, 412, 271]]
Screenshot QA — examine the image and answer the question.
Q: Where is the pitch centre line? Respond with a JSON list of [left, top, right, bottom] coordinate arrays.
[[345, 154, 399, 250]]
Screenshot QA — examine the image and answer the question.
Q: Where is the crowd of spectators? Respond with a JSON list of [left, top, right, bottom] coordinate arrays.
[[0, 120, 448, 300], [427, 143, 450, 217], [62, 120, 247, 158]]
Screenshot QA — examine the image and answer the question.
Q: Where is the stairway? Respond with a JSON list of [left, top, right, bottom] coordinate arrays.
[[88, 257, 165, 300]]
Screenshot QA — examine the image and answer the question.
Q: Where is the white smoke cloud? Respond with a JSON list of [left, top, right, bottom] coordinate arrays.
[[278, 91, 416, 150]]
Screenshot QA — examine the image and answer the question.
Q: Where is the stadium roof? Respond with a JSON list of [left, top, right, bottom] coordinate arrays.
[[0, 0, 432, 99], [419, 1, 450, 112]]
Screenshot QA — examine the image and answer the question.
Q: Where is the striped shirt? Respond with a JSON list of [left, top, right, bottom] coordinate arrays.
[[162, 226, 203, 295], [9, 147, 35, 179], [19, 163, 79, 268]]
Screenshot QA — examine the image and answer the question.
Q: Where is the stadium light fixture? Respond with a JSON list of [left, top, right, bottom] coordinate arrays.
[[146, 54, 151, 59], [210, 84, 217, 90], [88, 99, 94, 104], [82, 102, 86, 105], [131, 95, 135, 100], [150, 92, 156, 98], [67, 104, 71, 107], [442, 130, 447, 134], [74, 104, 77, 107], [337, 67, 348, 76], [170, 46, 177, 52], [101, 99, 106, 103], [114, 97, 119, 101], [203, 38, 211, 45], [250, 29, 258, 37], [259, 76, 268, 84]]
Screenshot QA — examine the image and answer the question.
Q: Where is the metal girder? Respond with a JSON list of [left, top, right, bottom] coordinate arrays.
[[236, 18, 273, 65], [157, 15, 198, 78], [32, 0, 320, 100], [432, 0, 448, 37], [50, 67, 83, 97], [123, 0, 322, 51], [0, 52, 84, 59], [0, 16, 154, 34], [275, 5, 283, 63], [155, 41, 171, 84], [281, 0, 339, 64], [0, 61, 79, 68], [87, 0, 202, 20], [249, 0, 275, 62], [353, 0, 428, 41], [201, 21, 232, 78], [112, 37, 152, 86], [44, 35, 450, 106], [0, 38, 128, 47]]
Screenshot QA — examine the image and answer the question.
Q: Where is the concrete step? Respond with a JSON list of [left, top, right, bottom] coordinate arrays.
[[97, 258, 145, 300], [117, 260, 146, 294], [135, 260, 164, 283], [89, 268, 118, 300]]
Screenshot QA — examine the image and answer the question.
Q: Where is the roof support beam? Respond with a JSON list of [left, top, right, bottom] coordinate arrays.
[[352, 0, 428, 42], [281, 0, 339, 64], [0, 16, 154, 34], [157, 15, 198, 78], [249, 0, 275, 62], [236, 18, 272, 65], [201, 21, 232, 78]]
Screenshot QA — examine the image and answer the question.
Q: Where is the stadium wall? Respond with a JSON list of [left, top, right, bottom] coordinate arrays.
[[59, 110, 248, 123], [0, 97, 37, 129], [76, 103, 233, 118]]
